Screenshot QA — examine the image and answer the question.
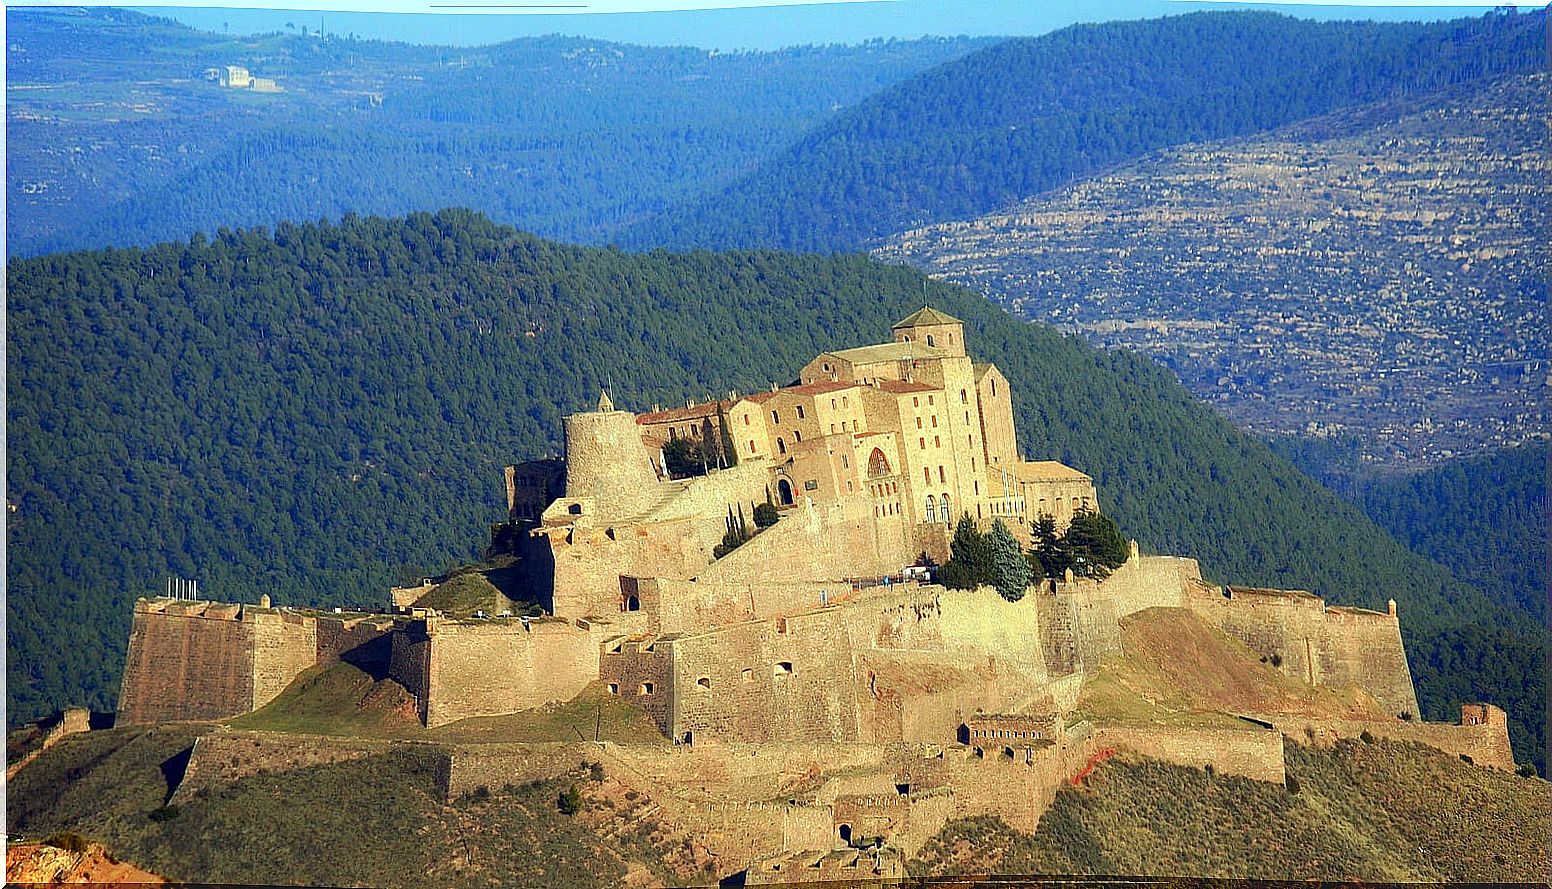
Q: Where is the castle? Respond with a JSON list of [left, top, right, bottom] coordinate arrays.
[[114, 310, 1515, 876]]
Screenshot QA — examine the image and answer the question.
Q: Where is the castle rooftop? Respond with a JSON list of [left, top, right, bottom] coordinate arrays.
[[892, 306, 963, 329], [821, 341, 949, 365], [1002, 461, 1093, 482]]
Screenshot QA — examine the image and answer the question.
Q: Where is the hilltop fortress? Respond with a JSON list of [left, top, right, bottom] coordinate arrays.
[[115, 310, 1515, 875]]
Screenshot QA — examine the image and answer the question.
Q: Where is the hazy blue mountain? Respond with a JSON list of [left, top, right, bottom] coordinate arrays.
[[6, 6, 988, 256]]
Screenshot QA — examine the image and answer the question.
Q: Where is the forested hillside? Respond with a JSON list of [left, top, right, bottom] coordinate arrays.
[[6, 7, 985, 256], [625, 9, 1545, 252], [6, 211, 1541, 768], [1361, 445, 1546, 623]]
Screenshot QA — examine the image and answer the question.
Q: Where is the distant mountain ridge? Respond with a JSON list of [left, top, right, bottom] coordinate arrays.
[[5, 210, 1541, 772], [876, 72, 1547, 476], [5, 6, 989, 256], [623, 9, 1546, 253]]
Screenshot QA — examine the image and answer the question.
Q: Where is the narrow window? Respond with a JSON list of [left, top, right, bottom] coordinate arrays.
[[777, 438, 787, 455], [743, 414, 750, 426], [960, 389, 968, 404], [931, 415, 938, 428], [926, 334, 935, 347], [842, 397, 848, 408], [938, 465, 945, 483], [772, 410, 780, 423], [639, 682, 654, 695], [831, 423, 837, 434], [928, 395, 934, 405], [607, 683, 619, 695], [926, 495, 937, 522], [842, 455, 849, 469], [917, 417, 923, 429], [920, 437, 926, 450], [796, 405, 806, 419], [924, 467, 931, 483], [749, 439, 757, 453], [794, 430, 802, 442], [912, 397, 919, 407], [934, 436, 941, 448]]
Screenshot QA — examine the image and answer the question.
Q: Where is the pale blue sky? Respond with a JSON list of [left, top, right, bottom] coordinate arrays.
[[108, 0, 1539, 49]]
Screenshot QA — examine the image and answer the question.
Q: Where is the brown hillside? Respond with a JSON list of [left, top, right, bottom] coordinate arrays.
[[6, 840, 167, 885], [1077, 606, 1389, 725]]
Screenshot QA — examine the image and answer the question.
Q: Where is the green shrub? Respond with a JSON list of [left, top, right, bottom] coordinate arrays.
[[1285, 775, 1301, 794], [557, 784, 583, 816], [1360, 731, 1375, 744], [753, 502, 779, 528], [1515, 762, 1538, 778], [148, 805, 181, 823], [44, 831, 91, 853]]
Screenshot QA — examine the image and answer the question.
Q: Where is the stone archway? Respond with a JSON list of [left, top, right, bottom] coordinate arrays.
[[777, 478, 795, 506]]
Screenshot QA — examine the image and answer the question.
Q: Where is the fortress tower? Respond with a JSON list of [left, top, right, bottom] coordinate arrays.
[[562, 390, 662, 521]]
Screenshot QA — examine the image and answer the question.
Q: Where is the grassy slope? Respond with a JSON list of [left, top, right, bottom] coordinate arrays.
[[6, 722, 698, 887], [912, 738, 1549, 882]]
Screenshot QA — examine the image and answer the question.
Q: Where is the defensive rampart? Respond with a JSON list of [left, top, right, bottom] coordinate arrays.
[[1182, 585, 1420, 718], [117, 599, 397, 726], [392, 615, 598, 728], [1093, 724, 1287, 783], [1271, 703, 1514, 770]]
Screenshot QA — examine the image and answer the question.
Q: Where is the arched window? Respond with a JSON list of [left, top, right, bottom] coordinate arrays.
[[926, 334, 936, 347], [925, 495, 937, 523], [777, 479, 794, 506], [867, 448, 891, 478], [776, 437, 787, 455], [941, 493, 951, 523]]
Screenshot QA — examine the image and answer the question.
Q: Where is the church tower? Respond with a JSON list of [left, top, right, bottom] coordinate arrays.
[[891, 306, 966, 357]]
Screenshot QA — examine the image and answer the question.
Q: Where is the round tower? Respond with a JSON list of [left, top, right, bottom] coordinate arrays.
[[563, 391, 661, 519]]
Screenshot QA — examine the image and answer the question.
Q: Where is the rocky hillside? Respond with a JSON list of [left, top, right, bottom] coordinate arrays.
[[878, 73, 1548, 476]]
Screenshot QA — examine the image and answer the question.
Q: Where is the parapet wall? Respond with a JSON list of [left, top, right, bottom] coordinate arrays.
[[1093, 724, 1287, 784], [170, 730, 395, 804], [1272, 710, 1515, 771], [697, 497, 907, 587]]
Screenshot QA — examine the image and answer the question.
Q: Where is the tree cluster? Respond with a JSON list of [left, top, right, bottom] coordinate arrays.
[[939, 507, 1130, 602]]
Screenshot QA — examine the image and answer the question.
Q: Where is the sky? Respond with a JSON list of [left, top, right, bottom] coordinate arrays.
[[113, 0, 1535, 49]]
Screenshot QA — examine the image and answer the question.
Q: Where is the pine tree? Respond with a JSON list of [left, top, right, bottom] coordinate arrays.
[[939, 516, 994, 590], [1030, 513, 1068, 579], [716, 403, 738, 468], [988, 519, 1032, 602], [1063, 506, 1128, 579]]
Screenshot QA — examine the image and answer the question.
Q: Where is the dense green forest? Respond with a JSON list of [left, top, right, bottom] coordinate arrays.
[[6, 211, 1542, 769], [625, 9, 1546, 252], [1360, 445, 1546, 623], [6, 7, 986, 256]]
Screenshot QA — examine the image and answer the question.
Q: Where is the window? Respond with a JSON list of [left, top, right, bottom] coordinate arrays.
[[965, 411, 971, 424], [777, 438, 787, 455], [991, 379, 997, 397], [697, 677, 711, 689], [669, 427, 677, 440], [794, 430, 802, 443], [960, 389, 968, 404], [749, 439, 757, 453], [843, 397, 848, 408], [741, 668, 753, 682], [774, 661, 793, 676], [974, 480, 980, 495], [743, 414, 750, 426], [607, 683, 619, 695], [831, 423, 837, 434], [928, 395, 934, 405], [639, 682, 654, 695], [920, 437, 926, 450], [924, 467, 931, 483], [796, 405, 805, 419], [926, 495, 937, 522], [912, 397, 919, 407], [772, 410, 780, 423], [841, 455, 849, 469], [846, 480, 853, 492], [972, 458, 977, 472], [926, 334, 935, 347], [938, 465, 945, 483], [931, 415, 938, 427], [941, 494, 951, 523], [916, 417, 923, 429], [934, 436, 941, 448], [831, 398, 837, 409]]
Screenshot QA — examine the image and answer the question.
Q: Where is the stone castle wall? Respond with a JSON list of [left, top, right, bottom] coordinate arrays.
[[1093, 724, 1287, 783], [170, 731, 392, 804], [696, 496, 907, 587], [549, 518, 708, 619], [1182, 584, 1421, 718], [117, 601, 257, 724], [248, 611, 319, 714], [420, 618, 597, 728], [1273, 709, 1515, 771]]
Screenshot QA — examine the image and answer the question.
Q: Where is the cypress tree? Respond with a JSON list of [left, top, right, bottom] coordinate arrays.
[[988, 519, 1032, 602]]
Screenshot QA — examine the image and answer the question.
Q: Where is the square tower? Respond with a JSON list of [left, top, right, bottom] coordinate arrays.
[[892, 307, 966, 357]]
